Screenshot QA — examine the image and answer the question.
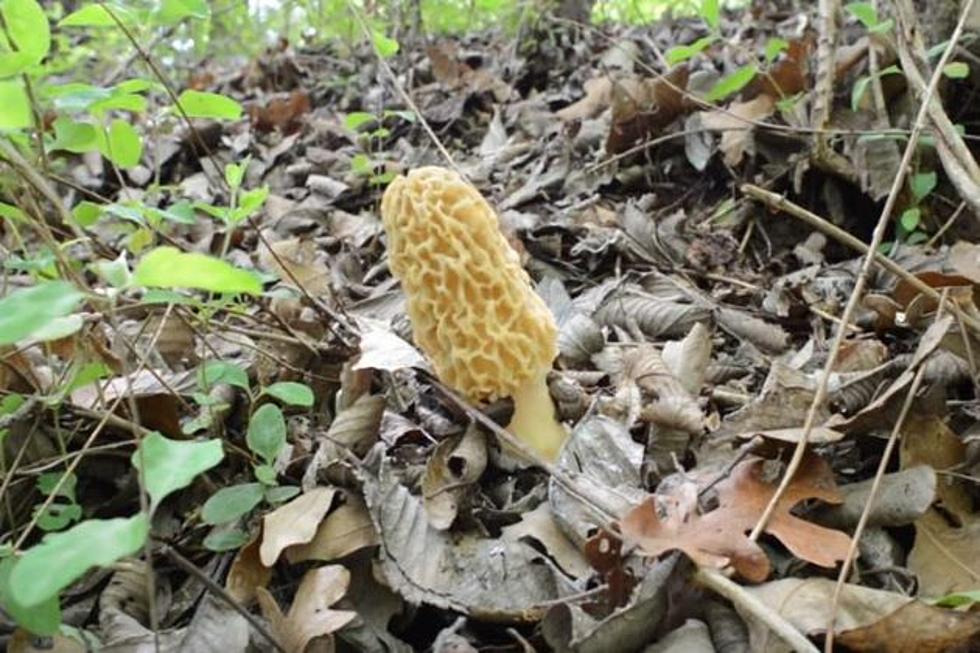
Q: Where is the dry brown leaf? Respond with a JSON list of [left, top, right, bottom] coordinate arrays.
[[700, 95, 775, 167], [260, 487, 338, 566], [556, 77, 615, 121], [8, 631, 86, 653], [837, 599, 980, 653], [226, 533, 272, 605], [248, 89, 311, 134], [620, 453, 850, 581], [901, 414, 980, 596], [661, 322, 712, 395], [622, 343, 703, 433], [739, 578, 912, 653], [948, 240, 980, 284], [285, 494, 378, 564], [256, 565, 357, 653], [501, 503, 592, 579], [606, 66, 691, 155], [257, 236, 331, 297], [422, 426, 487, 530]]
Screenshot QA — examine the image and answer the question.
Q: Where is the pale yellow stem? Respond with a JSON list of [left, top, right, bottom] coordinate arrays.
[[506, 373, 568, 463]]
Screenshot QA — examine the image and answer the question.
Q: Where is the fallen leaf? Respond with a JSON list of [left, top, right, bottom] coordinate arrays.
[[700, 94, 775, 166], [256, 565, 357, 653], [285, 494, 378, 564], [422, 426, 487, 530], [620, 453, 850, 581], [260, 487, 337, 566]]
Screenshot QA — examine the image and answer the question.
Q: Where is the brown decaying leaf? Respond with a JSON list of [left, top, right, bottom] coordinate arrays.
[[285, 494, 378, 564], [901, 414, 980, 596], [226, 533, 272, 605], [619, 453, 850, 581], [661, 322, 712, 395], [248, 89, 311, 134], [622, 343, 703, 433], [256, 565, 358, 653], [699, 94, 775, 167], [837, 599, 980, 653], [606, 65, 691, 155], [422, 426, 487, 530], [260, 487, 338, 567]]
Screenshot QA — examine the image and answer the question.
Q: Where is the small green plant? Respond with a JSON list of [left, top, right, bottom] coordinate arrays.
[[194, 361, 313, 551]]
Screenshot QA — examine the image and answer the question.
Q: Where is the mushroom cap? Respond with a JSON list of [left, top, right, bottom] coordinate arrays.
[[381, 166, 558, 403]]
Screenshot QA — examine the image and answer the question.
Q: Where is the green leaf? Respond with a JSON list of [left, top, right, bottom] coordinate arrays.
[[262, 381, 314, 407], [2, 0, 50, 66], [97, 119, 143, 168], [265, 485, 300, 504], [176, 90, 242, 120], [344, 111, 375, 131], [59, 4, 116, 26], [0, 282, 83, 346], [705, 64, 758, 102], [933, 590, 980, 608], [230, 185, 268, 224], [700, 0, 719, 29], [764, 38, 789, 63], [254, 463, 277, 485], [201, 482, 264, 524], [133, 246, 263, 295], [9, 515, 149, 608], [225, 161, 245, 189], [910, 171, 937, 201], [34, 502, 82, 532], [247, 403, 286, 465], [157, 0, 210, 23], [132, 432, 224, 511], [372, 30, 399, 58], [72, 201, 103, 227], [198, 360, 250, 392], [0, 557, 61, 636], [665, 35, 716, 66], [0, 80, 32, 130], [204, 527, 249, 552], [851, 75, 872, 112], [900, 207, 921, 233], [0, 201, 26, 223], [845, 2, 878, 28], [50, 118, 98, 153], [868, 18, 893, 34], [350, 153, 373, 176], [943, 62, 969, 79]]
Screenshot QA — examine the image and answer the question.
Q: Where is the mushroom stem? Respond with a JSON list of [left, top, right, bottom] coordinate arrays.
[[506, 372, 567, 463]]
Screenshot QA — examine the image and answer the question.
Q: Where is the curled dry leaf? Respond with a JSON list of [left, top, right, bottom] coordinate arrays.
[[597, 287, 712, 339], [661, 322, 713, 395], [260, 487, 338, 567], [836, 599, 980, 653], [622, 343, 703, 433], [619, 453, 850, 581], [422, 426, 488, 530], [362, 449, 570, 619], [256, 565, 358, 653]]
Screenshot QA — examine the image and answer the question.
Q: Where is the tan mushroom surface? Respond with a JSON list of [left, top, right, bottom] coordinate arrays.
[[381, 166, 567, 462]]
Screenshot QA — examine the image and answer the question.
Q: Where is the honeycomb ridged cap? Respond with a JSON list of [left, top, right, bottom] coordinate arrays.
[[381, 166, 558, 402]]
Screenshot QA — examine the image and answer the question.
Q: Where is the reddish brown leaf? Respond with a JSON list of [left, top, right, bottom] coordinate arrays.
[[619, 453, 850, 582]]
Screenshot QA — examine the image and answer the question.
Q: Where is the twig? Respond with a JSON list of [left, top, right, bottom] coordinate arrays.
[[741, 183, 980, 338], [745, 0, 965, 545], [694, 567, 819, 653], [824, 333, 932, 651], [160, 544, 287, 653]]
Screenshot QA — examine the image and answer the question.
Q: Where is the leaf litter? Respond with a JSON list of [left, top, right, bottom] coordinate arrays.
[[8, 3, 980, 653]]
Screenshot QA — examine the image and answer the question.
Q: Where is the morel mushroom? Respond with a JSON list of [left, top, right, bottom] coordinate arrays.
[[381, 166, 567, 463]]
